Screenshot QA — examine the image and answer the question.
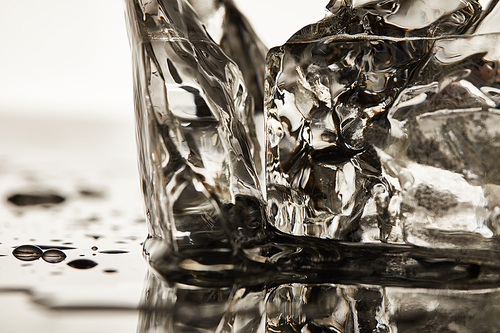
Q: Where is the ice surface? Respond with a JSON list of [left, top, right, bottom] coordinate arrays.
[[124, 0, 265, 265], [293, 0, 496, 41], [265, 1, 500, 247], [125, 0, 500, 293], [187, 0, 267, 111]]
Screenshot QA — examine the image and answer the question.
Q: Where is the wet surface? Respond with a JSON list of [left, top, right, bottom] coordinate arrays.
[[0, 115, 147, 332]]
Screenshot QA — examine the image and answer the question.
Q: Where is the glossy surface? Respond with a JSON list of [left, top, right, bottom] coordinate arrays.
[[0, 116, 147, 332], [266, 1, 500, 247]]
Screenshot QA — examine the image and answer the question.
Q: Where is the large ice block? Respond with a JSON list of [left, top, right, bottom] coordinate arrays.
[[265, 1, 500, 246], [124, 0, 264, 271], [125, 0, 500, 291]]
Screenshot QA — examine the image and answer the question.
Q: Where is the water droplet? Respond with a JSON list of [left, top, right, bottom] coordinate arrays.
[[98, 250, 129, 254], [91, 246, 98, 251], [7, 192, 65, 206], [78, 189, 105, 198], [87, 235, 101, 240], [67, 259, 98, 269], [37, 245, 76, 250], [42, 249, 66, 263], [12, 245, 43, 261], [103, 269, 118, 274]]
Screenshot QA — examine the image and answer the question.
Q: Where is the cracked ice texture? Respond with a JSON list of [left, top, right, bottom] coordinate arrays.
[[124, 0, 263, 254], [265, 0, 500, 246], [187, 0, 268, 111]]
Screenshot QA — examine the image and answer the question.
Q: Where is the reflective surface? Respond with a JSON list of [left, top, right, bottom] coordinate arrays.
[[0, 116, 147, 332], [138, 273, 500, 332]]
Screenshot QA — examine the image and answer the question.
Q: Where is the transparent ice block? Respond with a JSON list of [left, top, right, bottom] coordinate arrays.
[[125, 0, 500, 291], [265, 2, 500, 249]]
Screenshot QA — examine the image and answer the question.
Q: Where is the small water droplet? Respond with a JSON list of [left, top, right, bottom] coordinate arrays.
[[103, 269, 118, 274], [13, 245, 43, 261], [7, 192, 65, 206], [42, 249, 66, 263], [98, 250, 129, 254], [91, 246, 98, 251], [67, 259, 98, 269], [37, 245, 76, 250], [78, 189, 105, 198]]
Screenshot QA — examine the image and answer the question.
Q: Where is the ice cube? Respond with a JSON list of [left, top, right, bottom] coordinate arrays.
[[124, 0, 264, 260], [265, 21, 500, 246]]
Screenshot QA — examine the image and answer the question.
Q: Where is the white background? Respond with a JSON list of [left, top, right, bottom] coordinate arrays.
[[0, 0, 328, 121]]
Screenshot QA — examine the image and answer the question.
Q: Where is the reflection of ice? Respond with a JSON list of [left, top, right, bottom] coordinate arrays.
[[138, 271, 500, 333]]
